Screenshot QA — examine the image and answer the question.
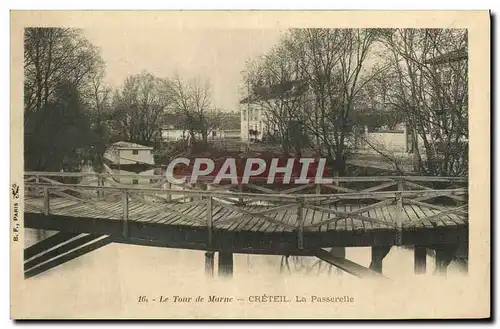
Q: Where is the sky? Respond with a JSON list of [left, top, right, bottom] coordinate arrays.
[[83, 28, 285, 111]]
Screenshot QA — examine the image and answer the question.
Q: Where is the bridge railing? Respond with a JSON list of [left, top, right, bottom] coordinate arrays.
[[24, 171, 467, 196], [24, 171, 468, 249]]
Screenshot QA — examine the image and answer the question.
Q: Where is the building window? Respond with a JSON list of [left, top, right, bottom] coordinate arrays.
[[150, 178, 156, 184], [242, 109, 247, 121], [132, 179, 139, 185], [132, 149, 139, 155]]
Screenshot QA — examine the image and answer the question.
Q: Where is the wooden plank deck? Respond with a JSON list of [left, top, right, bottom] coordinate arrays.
[[23, 164, 470, 256], [24, 195, 468, 237]]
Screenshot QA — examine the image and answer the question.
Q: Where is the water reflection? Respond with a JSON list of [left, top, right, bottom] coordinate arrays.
[[25, 228, 466, 280]]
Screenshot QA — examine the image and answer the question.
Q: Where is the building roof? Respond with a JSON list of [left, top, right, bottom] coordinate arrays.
[[239, 80, 307, 104], [111, 141, 153, 150], [424, 48, 467, 65]]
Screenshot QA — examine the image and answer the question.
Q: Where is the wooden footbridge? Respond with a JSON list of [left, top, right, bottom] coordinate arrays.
[[22, 172, 468, 279]]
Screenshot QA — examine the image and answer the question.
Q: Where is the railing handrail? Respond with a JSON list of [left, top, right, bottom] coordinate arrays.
[[24, 182, 468, 200], [24, 171, 468, 183]]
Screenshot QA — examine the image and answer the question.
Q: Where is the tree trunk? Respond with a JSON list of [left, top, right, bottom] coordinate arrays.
[[334, 152, 346, 176]]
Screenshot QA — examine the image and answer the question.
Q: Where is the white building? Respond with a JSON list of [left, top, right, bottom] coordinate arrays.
[[161, 127, 238, 142], [220, 129, 241, 140], [240, 102, 266, 141], [103, 141, 155, 166], [240, 81, 308, 142], [161, 128, 187, 142]]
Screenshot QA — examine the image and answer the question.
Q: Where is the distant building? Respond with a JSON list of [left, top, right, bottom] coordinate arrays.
[[81, 141, 159, 186], [103, 141, 155, 173], [161, 111, 241, 143], [239, 80, 308, 142], [220, 129, 241, 140], [424, 47, 468, 142], [161, 127, 187, 142]]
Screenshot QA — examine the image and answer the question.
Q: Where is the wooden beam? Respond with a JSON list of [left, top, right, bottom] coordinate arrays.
[[24, 234, 101, 271], [312, 249, 389, 279], [24, 232, 80, 260], [405, 198, 468, 215], [404, 205, 468, 228], [215, 204, 295, 226], [25, 236, 112, 279], [213, 200, 296, 230]]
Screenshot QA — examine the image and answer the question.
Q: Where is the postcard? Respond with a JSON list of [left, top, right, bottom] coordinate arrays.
[[10, 10, 490, 319]]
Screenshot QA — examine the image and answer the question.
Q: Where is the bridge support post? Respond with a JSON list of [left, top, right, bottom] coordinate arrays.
[[457, 239, 469, 274], [218, 252, 233, 277], [434, 244, 458, 276], [205, 251, 215, 277], [369, 246, 391, 273], [414, 246, 427, 274]]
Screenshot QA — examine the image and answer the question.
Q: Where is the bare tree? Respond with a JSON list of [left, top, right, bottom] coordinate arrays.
[[376, 28, 468, 176], [242, 29, 380, 175], [111, 72, 172, 144], [292, 28, 378, 174], [243, 42, 308, 156], [87, 69, 112, 136], [169, 75, 220, 149], [24, 28, 103, 115]]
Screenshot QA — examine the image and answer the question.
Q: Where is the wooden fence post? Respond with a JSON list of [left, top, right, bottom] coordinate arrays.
[[122, 190, 129, 238], [35, 176, 40, 197], [297, 197, 304, 249], [206, 196, 213, 246], [188, 183, 194, 202], [396, 192, 403, 246], [205, 196, 214, 276], [397, 178, 404, 193], [165, 181, 172, 202], [315, 183, 321, 205], [43, 187, 50, 215], [97, 174, 104, 197], [238, 182, 244, 205]]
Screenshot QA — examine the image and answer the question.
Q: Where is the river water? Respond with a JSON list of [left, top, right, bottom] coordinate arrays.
[[19, 228, 471, 318]]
